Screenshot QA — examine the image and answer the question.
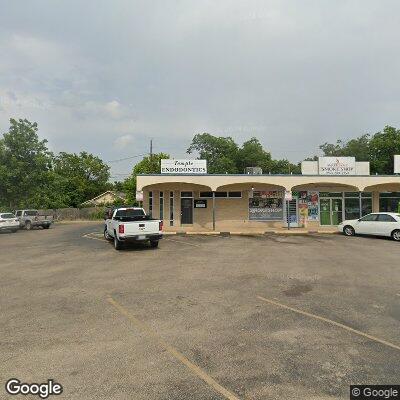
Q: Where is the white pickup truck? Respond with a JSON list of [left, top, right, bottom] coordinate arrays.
[[104, 207, 163, 250]]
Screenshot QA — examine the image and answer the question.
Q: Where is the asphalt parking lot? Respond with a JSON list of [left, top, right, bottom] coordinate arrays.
[[1, 223, 399, 400]]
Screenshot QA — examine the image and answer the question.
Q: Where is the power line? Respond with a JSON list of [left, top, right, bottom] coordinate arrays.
[[106, 153, 147, 163]]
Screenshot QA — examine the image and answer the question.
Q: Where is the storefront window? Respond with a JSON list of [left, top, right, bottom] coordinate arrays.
[[249, 191, 283, 220], [149, 191, 153, 216], [169, 191, 174, 226], [344, 198, 360, 220], [361, 197, 372, 216], [199, 191, 242, 198], [380, 192, 400, 213], [344, 192, 372, 220], [159, 191, 164, 220]]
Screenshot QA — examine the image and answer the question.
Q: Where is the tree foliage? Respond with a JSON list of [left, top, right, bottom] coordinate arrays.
[[53, 152, 111, 207], [122, 153, 170, 204], [187, 133, 238, 173], [0, 119, 53, 208], [186, 133, 300, 174], [316, 125, 400, 174], [0, 119, 111, 209]]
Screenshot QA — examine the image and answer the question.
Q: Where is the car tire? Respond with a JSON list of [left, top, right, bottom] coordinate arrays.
[[104, 228, 112, 241], [114, 234, 123, 250], [391, 229, 400, 242], [25, 221, 32, 230], [11, 229, 18, 233], [43, 225, 50, 229], [150, 240, 159, 248], [343, 225, 355, 236]]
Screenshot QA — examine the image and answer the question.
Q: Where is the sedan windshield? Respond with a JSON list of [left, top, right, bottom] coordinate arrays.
[[0, 213, 15, 219], [114, 209, 146, 221]]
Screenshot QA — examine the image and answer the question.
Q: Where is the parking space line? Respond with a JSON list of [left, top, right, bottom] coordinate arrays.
[[82, 233, 106, 242], [257, 295, 400, 351], [107, 296, 240, 400], [164, 238, 202, 247]]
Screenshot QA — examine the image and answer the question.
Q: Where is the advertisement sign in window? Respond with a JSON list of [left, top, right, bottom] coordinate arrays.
[[249, 191, 284, 220], [307, 191, 319, 221]]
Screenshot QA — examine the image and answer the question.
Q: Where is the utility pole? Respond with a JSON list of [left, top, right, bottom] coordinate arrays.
[[149, 139, 153, 159]]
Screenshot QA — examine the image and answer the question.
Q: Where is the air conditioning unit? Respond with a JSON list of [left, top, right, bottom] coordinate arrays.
[[245, 167, 263, 175]]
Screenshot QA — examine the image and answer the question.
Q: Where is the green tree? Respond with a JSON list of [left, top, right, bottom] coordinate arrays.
[[123, 153, 170, 204], [187, 133, 300, 174], [315, 125, 400, 174], [236, 137, 271, 172], [319, 134, 371, 161], [0, 118, 53, 208], [268, 159, 301, 174], [53, 151, 111, 207], [187, 133, 239, 173], [369, 126, 400, 174]]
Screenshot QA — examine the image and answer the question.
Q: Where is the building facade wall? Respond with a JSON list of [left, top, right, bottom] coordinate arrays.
[[138, 175, 400, 231]]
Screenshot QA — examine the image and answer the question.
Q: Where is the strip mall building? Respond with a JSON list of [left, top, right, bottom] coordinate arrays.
[[136, 157, 400, 231]]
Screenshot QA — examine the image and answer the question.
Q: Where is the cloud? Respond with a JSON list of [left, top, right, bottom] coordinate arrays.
[[113, 134, 134, 149], [1, 0, 400, 178]]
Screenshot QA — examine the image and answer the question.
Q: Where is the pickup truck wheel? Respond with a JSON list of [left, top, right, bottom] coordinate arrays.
[[25, 221, 32, 230], [150, 240, 159, 248], [114, 235, 123, 250], [104, 228, 112, 241]]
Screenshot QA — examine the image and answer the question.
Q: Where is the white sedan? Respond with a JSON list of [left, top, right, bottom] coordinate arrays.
[[0, 213, 19, 233], [338, 212, 400, 241]]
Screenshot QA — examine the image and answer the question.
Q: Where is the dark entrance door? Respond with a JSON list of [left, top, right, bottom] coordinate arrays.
[[181, 198, 193, 224]]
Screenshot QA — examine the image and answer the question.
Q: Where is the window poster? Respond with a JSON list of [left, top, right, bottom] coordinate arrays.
[[249, 191, 284, 220], [298, 191, 308, 225], [307, 191, 319, 221]]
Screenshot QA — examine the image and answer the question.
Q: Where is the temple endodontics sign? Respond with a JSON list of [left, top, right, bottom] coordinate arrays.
[[318, 157, 356, 175], [161, 159, 207, 174]]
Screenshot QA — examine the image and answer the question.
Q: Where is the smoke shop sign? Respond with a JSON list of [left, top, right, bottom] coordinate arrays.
[[318, 157, 355, 175], [161, 159, 207, 174]]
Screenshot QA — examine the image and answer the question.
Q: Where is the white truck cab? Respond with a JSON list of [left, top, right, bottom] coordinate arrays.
[[104, 207, 163, 250]]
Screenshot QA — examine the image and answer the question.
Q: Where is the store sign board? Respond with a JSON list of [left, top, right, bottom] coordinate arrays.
[[395, 155, 400, 174], [161, 159, 207, 174], [194, 199, 207, 208], [318, 157, 355, 175]]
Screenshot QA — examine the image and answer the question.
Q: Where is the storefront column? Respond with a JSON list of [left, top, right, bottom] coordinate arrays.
[[372, 191, 380, 212], [212, 191, 216, 231]]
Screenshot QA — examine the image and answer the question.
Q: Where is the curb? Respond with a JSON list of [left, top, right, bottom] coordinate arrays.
[[164, 230, 339, 236]]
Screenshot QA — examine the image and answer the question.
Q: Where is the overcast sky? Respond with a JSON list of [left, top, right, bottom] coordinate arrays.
[[1, 0, 400, 179]]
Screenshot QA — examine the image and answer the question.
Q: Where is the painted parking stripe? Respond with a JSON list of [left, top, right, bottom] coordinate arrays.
[[257, 295, 400, 352], [107, 296, 240, 400], [164, 238, 201, 247], [82, 233, 106, 242]]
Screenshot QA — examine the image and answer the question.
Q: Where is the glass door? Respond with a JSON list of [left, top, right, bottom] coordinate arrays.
[[320, 198, 331, 225], [331, 198, 343, 225], [284, 199, 299, 227]]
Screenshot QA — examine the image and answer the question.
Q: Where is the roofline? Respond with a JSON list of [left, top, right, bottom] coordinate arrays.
[[137, 173, 400, 177], [81, 190, 125, 204]]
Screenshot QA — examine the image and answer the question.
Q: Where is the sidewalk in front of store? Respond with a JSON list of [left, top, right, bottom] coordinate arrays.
[[163, 226, 339, 236]]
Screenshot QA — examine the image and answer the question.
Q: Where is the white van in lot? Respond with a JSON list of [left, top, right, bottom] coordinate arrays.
[[338, 212, 400, 241], [0, 213, 19, 233]]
